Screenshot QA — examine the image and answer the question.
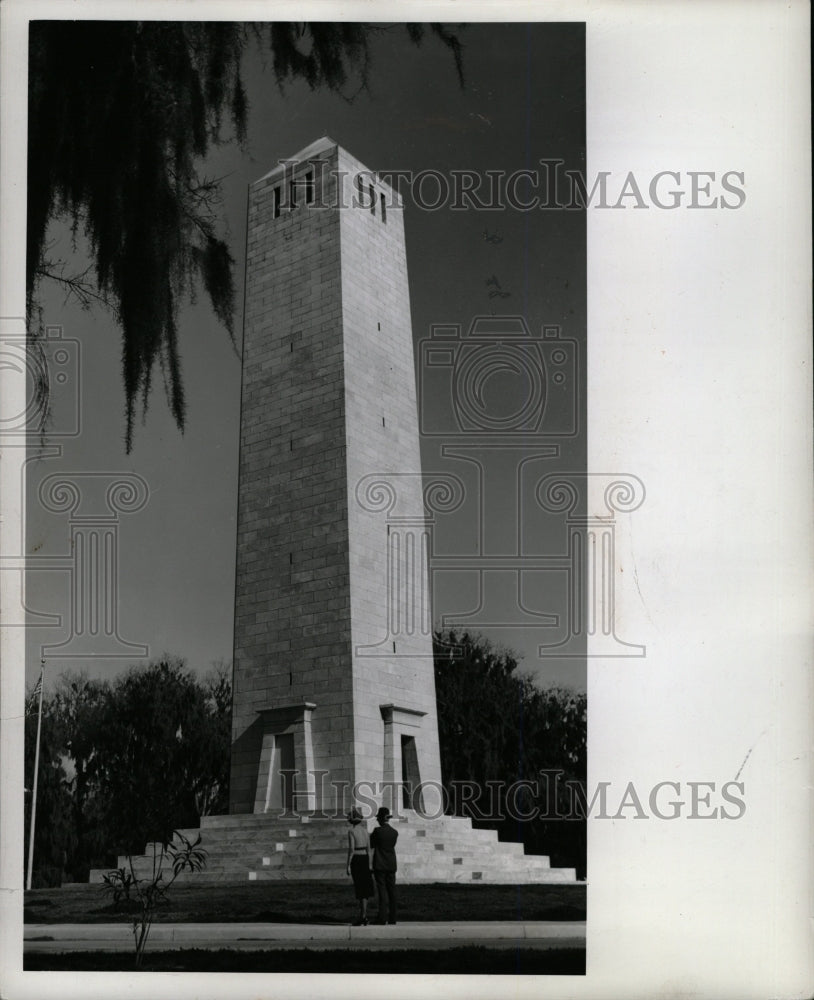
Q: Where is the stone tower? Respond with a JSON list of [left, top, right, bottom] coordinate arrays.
[[91, 139, 578, 887], [230, 137, 442, 817]]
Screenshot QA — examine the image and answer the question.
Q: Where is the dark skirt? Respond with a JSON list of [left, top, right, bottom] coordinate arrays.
[[350, 854, 374, 900]]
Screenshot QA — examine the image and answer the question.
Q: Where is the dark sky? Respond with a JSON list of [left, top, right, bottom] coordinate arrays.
[[25, 21, 586, 690]]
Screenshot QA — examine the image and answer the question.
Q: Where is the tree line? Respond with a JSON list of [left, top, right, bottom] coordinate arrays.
[[24, 633, 585, 886], [435, 631, 586, 876], [24, 659, 230, 885]]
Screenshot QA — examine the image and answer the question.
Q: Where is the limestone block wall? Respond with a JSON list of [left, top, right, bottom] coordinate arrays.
[[337, 146, 442, 802], [231, 138, 441, 815], [231, 141, 354, 813]]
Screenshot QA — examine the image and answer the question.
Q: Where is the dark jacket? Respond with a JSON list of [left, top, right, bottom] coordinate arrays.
[[370, 824, 398, 872]]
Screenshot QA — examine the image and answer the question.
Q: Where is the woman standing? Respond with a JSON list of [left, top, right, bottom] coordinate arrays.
[[346, 807, 374, 925]]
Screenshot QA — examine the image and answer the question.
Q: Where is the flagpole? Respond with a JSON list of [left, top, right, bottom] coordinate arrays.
[[26, 662, 45, 892]]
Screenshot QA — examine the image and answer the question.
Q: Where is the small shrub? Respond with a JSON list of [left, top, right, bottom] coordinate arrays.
[[101, 867, 134, 908]]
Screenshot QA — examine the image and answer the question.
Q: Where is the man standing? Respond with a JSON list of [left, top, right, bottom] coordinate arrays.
[[370, 806, 398, 925]]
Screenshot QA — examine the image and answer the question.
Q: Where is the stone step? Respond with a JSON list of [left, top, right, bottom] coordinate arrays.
[[118, 861, 558, 887], [164, 839, 507, 861], [134, 839, 532, 867], [188, 829, 459, 846], [398, 870, 577, 884], [402, 828, 499, 842], [197, 812, 478, 832], [193, 821, 498, 838], [195, 806, 512, 825], [125, 839, 548, 872], [199, 816, 338, 830], [247, 867, 577, 885], [144, 834, 348, 852], [147, 830, 507, 856], [121, 850, 552, 877], [90, 865, 576, 885], [120, 843, 554, 869], [173, 829, 343, 845], [240, 867, 574, 884]]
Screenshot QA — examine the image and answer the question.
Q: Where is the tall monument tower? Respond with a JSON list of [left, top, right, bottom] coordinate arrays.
[[97, 137, 578, 887], [230, 138, 442, 816]]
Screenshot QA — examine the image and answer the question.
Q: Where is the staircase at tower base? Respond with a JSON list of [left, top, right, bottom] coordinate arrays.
[[89, 811, 577, 885]]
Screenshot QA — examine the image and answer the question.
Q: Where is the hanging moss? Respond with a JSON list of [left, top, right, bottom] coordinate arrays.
[[27, 21, 463, 450]]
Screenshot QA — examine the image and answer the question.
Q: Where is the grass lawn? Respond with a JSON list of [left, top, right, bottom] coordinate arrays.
[[24, 945, 585, 974], [24, 881, 585, 925]]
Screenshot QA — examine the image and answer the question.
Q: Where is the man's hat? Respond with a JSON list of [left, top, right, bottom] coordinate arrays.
[[376, 807, 392, 822]]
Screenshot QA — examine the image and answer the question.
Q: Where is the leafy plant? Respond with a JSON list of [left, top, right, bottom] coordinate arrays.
[[100, 866, 135, 907], [98, 831, 207, 965], [122, 831, 208, 967]]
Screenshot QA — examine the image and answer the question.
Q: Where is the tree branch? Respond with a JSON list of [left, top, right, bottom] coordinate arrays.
[[35, 264, 118, 315]]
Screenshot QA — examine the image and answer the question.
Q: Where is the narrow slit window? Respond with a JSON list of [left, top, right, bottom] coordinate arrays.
[[305, 169, 315, 205], [401, 735, 423, 811], [369, 184, 376, 215], [273, 186, 281, 219], [380, 192, 387, 222]]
